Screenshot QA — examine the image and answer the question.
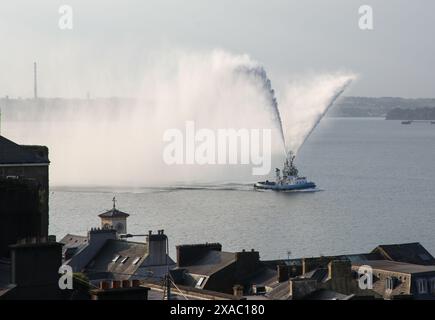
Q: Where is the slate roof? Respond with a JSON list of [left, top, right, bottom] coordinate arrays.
[[98, 208, 130, 218], [264, 281, 292, 300], [304, 268, 329, 283], [180, 250, 237, 276], [84, 239, 148, 280], [0, 135, 49, 165], [353, 260, 435, 275], [59, 234, 89, 259], [371, 243, 435, 266], [302, 289, 354, 300], [245, 267, 278, 288], [60, 234, 88, 248]]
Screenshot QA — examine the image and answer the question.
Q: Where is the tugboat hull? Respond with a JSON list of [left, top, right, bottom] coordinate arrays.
[[254, 181, 316, 191], [256, 151, 317, 192]]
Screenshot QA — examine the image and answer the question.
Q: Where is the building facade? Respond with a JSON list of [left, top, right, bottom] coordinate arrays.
[[0, 136, 49, 257]]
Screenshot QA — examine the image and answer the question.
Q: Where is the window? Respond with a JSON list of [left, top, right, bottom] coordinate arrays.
[[431, 278, 435, 294], [417, 279, 428, 294], [121, 256, 129, 264], [386, 277, 394, 292], [132, 257, 141, 265], [195, 277, 205, 288], [112, 255, 120, 262]]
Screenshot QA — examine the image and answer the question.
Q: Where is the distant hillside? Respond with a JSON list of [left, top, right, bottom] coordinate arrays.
[[386, 107, 435, 120], [330, 97, 435, 117]]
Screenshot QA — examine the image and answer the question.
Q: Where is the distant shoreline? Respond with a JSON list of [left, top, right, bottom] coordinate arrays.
[[2, 96, 435, 119]]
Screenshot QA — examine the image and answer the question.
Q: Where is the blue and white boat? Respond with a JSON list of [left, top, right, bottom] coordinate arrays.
[[254, 152, 316, 191]]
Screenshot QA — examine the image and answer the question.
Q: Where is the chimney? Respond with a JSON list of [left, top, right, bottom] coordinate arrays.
[[302, 257, 328, 274], [176, 243, 222, 267], [10, 239, 63, 288], [328, 259, 351, 280], [146, 230, 169, 265], [277, 264, 290, 283], [233, 285, 244, 297]]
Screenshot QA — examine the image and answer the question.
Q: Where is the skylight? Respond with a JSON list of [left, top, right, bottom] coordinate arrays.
[[112, 255, 120, 262]]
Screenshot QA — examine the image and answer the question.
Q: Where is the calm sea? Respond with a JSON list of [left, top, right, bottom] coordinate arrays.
[[49, 118, 435, 259]]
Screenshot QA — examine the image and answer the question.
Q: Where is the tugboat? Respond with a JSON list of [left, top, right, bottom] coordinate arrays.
[[254, 151, 316, 191]]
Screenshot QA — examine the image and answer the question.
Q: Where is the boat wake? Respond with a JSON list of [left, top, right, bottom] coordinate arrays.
[[254, 187, 323, 193]]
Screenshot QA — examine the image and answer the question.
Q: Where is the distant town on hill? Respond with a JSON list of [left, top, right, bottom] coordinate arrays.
[[385, 107, 435, 120], [330, 97, 435, 118], [1, 96, 435, 120]]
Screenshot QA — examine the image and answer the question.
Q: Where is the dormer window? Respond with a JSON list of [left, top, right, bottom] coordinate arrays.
[[112, 255, 120, 262], [386, 277, 394, 292], [121, 256, 129, 264], [195, 277, 206, 288], [431, 278, 435, 294], [417, 279, 428, 294]]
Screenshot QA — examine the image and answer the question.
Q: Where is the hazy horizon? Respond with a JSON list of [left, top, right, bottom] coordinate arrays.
[[1, 0, 434, 99]]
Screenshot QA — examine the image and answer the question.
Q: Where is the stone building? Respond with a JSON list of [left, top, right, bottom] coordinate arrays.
[[0, 135, 49, 257], [371, 243, 435, 266], [98, 197, 129, 234], [352, 260, 435, 300]]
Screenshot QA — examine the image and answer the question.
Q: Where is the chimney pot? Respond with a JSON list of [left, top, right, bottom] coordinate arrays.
[[132, 279, 140, 287], [233, 284, 244, 297], [100, 281, 110, 290], [112, 280, 121, 289]]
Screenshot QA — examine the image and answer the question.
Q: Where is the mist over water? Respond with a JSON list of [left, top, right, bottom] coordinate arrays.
[[3, 49, 355, 186]]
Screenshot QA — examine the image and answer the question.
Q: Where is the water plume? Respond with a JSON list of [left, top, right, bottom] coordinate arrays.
[[236, 65, 286, 154], [2, 50, 355, 185], [279, 73, 357, 154]]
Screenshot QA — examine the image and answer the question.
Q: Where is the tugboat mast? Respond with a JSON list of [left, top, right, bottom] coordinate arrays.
[[282, 151, 298, 178]]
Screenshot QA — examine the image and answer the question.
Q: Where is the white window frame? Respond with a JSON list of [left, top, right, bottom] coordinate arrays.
[[385, 277, 393, 292], [417, 279, 428, 294], [195, 277, 205, 288]]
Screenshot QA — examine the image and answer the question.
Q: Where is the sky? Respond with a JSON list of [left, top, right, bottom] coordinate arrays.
[[0, 0, 434, 98]]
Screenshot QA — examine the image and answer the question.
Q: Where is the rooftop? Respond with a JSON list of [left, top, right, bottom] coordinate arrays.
[[98, 197, 130, 218], [0, 135, 49, 165], [178, 250, 237, 276], [353, 260, 435, 275], [85, 239, 148, 280], [372, 242, 435, 265]]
